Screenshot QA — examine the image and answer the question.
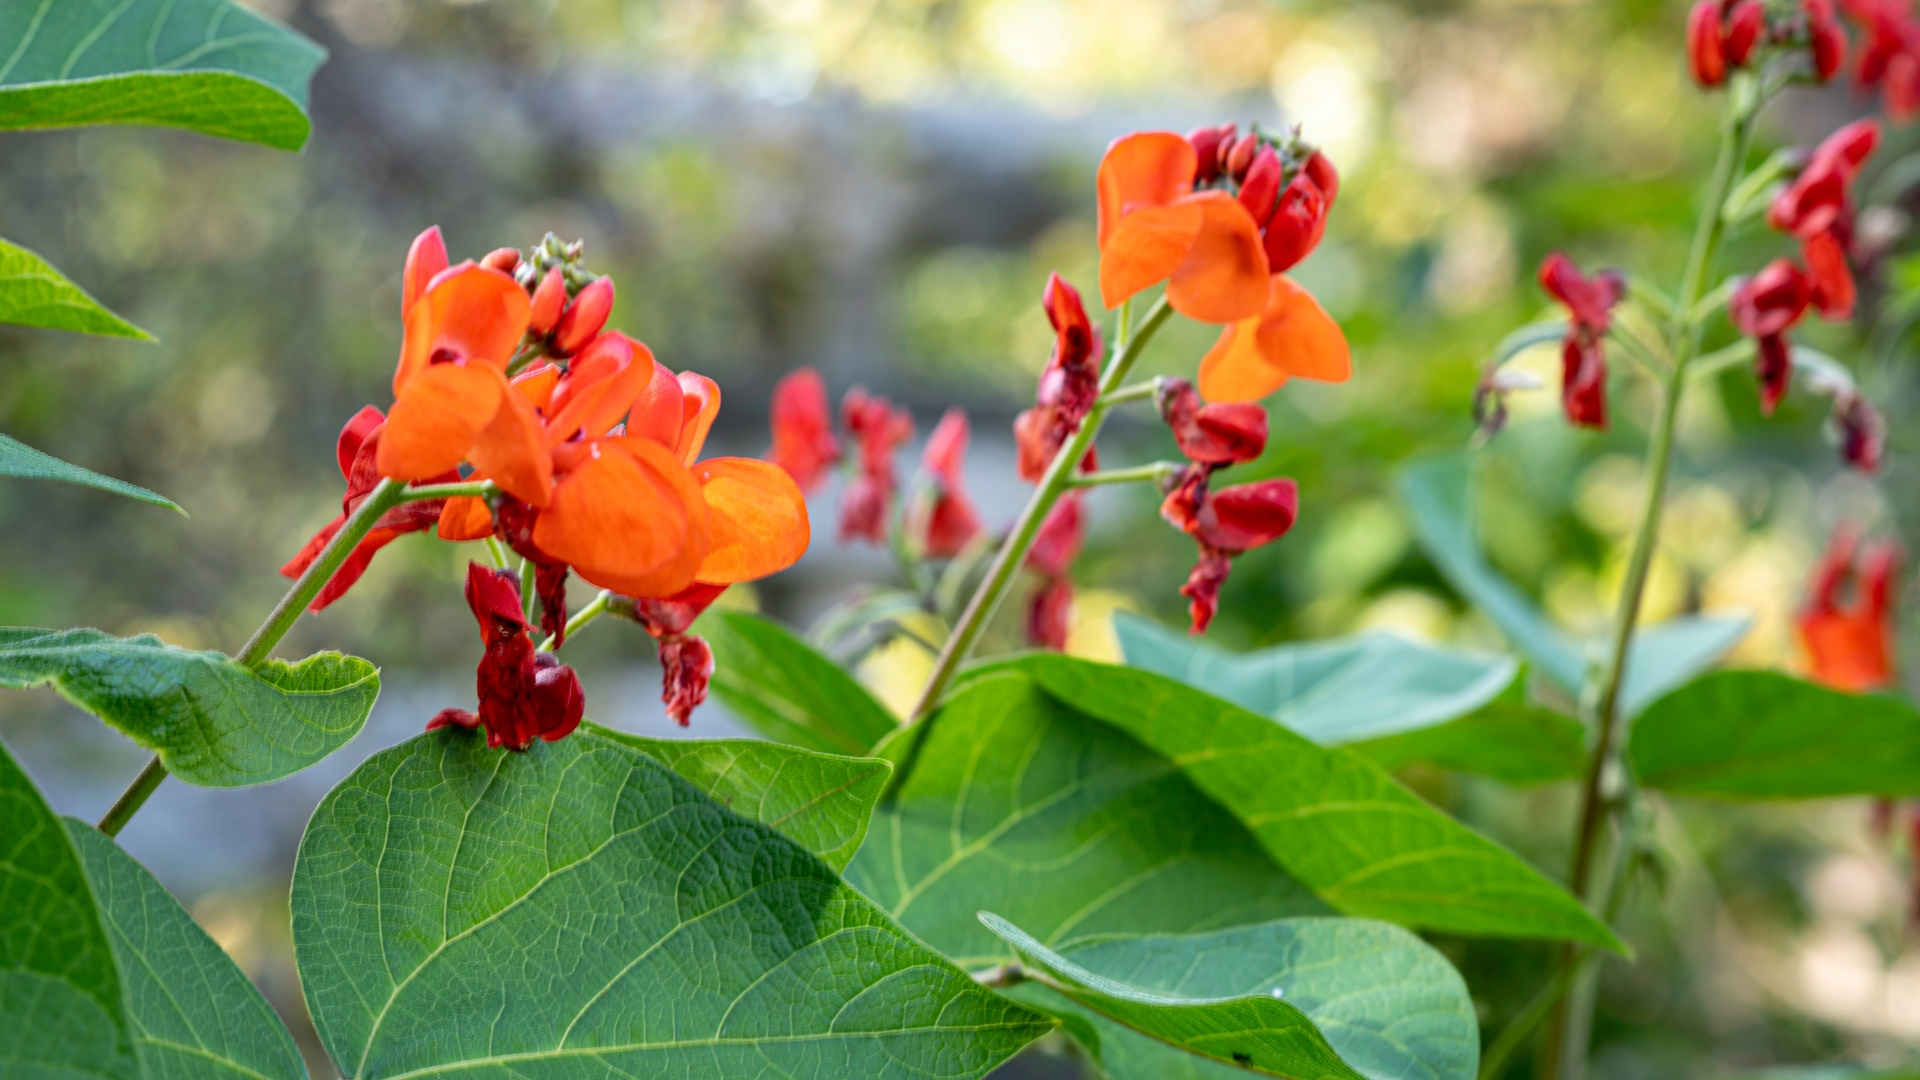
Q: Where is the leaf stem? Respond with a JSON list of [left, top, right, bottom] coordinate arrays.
[[1066, 462, 1182, 488], [96, 756, 167, 837], [539, 590, 610, 652], [906, 296, 1174, 721], [1096, 379, 1159, 407]]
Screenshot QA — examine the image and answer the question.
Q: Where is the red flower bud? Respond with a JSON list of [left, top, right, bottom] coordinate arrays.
[[1225, 134, 1260, 181], [1304, 150, 1339, 208], [527, 267, 567, 336], [659, 635, 714, 726], [549, 276, 615, 357], [1832, 390, 1886, 474], [1688, 0, 1728, 85], [1181, 546, 1233, 635], [1806, 0, 1848, 81], [1724, 0, 1766, 64], [1263, 171, 1329, 274], [1732, 258, 1812, 416], [1188, 123, 1236, 184], [1770, 120, 1878, 239], [1537, 253, 1624, 430], [913, 408, 982, 558], [1027, 580, 1075, 651], [1804, 229, 1856, 320], [438, 563, 586, 750], [1237, 147, 1283, 228], [401, 226, 450, 324], [1562, 337, 1609, 430], [481, 247, 522, 274], [1157, 377, 1269, 465], [1029, 492, 1085, 578]]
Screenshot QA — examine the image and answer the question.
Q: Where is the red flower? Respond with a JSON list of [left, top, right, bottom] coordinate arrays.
[[1847, 0, 1920, 120], [1160, 467, 1299, 634], [1025, 493, 1085, 651], [1797, 527, 1900, 692], [838, 388, 914, 544], [1769, 119, 1877, 319], [1537, 253, 1625, 430], [1014, 273, 1102, 482], [1730, 258, 1813, 414], [911, 408, 982, 558], [767, 368, 841, 492], [1831, 389, 1887, 473], [427, 563, 585, 750], [280, 405, 458, 611], [630, 581, 730, 726], [1156, 377, 1268, 465], [1808, 0, 1850, 80], [1688, 0, 1766, 84]]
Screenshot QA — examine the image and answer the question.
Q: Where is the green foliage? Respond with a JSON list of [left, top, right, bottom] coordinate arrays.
[[1629, 670, 1920, 798], [698, 610, 899, 753], [1346, 673, 1586, 786], [0, 239, 150, 339], [0, 628, 376, 787], [0, 738, 307, 1080], [0, 433, 180, 512], [847, 671, 1328, 969], [293, 728, 1051, 1079], [0, 0, 326, 150], [1007, 656, 1623, 950], [985, 914, 1476, 1080]]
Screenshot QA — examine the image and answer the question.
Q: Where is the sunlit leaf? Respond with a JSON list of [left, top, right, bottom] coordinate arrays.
[[699, 610, 899, 754], [0, 628, 377, 786], [0, 433, 180, 512], [1347, 673, 1586, 786], [0, 239, 151, 339]]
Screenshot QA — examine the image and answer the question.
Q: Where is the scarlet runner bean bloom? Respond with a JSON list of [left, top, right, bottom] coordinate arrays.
[[909, 408, 982, 558], [1161, 469, 1300, 634], [837, 388, 914, 544], [766, 368, 841, 491], [1014, 274, 1102, 481], [1729, 257, 1813, 413], [1847, 0, 1920, 119], [623, 582, 728, 726], [1538, 253, 1626, 429], [1692, 0, 1848, 85], [426, 563, 585, 750], [1768, 119, 1879, 319], [1024, 493, 1084, 651], [1797, 527, 1900, 692], [1155, 377, 1268, 465]]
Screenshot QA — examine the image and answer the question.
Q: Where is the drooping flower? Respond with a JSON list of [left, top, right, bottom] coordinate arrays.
[[838, 388, 914, 544], [1730, 258, 1813, 414], [1025, 493, 1084, 651], [909, 408, 982, 558], [1830, 389, 1887, 473], [620, 581, 730, 726], [1156, 377, 1268, 465], [426, 562, 585, 750], [1797, 527, 1900, 692], [1159, 467, 1300, 634], [1014, 273, 1104, 481], [1538, 252, 1626, 430], [1768, 119, 1878, 319], [280, 405, 458, 611], [767, 367, 841, 491]]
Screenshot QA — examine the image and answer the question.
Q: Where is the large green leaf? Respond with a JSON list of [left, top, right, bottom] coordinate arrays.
[[984, 914, 1476, 1080], [0, 628, 377, 787], [1114, 613, 1517, 744], [698, 610, 899, 754], [292, 727, 1050, 1080], [0, 737, 308, 1080], [1617, 614, 1751, 718], [1628, 670, 1920, 798], [846, 672, 1328, 970], [0, 0, 326, 150], [0, 433, 180, 511], [1009, 656, 1622, 950], [587, 722, 889, 871], [1346, 673, 1586, 786], [0, 239, 150, 339]]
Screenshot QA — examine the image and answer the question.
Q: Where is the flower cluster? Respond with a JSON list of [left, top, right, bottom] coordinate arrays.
[[1848, 0, 1920, 118], [1688, 0, 1846, 86]]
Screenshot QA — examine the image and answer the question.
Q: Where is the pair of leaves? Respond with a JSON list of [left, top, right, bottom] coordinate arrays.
[[0, 736, 311, 1079], [699, 609, 898, 754], [1115, 613, 1584, 785], [0, 627, 378, 787]]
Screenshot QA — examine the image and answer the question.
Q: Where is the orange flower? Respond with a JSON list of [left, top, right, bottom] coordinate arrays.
[[1196, 275, 1351, 403], [1798, 527, 1900, 692], [1097, 133, 1270, 322]]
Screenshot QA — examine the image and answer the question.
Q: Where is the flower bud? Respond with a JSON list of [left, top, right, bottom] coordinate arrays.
[[1225, 134, 1260, 181], [481, 247, 522, 274], [528, 267, 567, 336], [549, 276, 614, 357], [1263, 172, 1329, 274], [1188, 123, 1235, 184], [1687, 0, 1728, 86], [1237, 147, 1283, 228], [1806, 0, 1846, 82], [1831, 390, 1885, 474], [401, 226, 450, 324], [1304, 150, 1339, 208], [1723, 0, 1765, 64]]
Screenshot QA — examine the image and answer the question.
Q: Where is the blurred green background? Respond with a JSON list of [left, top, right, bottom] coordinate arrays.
[[1, 0, 1916, 1075]]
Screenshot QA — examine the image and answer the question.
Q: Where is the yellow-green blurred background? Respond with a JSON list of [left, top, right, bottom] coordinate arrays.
[[1, 0, 1916, 1075]]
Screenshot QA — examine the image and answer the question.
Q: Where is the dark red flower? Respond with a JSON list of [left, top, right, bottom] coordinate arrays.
[[1015, 273, 1103, 481], [767, 368, 841, 492], [838, 388, 914, 544], [1797, 526, 1900, 692], [1847, 0, 1920, 120], [1160, 468, 1299, 634], [1025, 493, 1084, 651], [1808, 0, 1850, 79], [280, 405, 458, 611], [911, 408, 982, 558], [1537, 253, 1625, 430], [427, 563, 586, 751], [1690, 0, 1731, 85], [1730, 258, 1813, 414], [1156, 377, 1268, 465], [1769, 119, 1877, 320], [630, 581, 730, 726], [1187, 123, 1236, 185], [1831, 389, 1887, 473]]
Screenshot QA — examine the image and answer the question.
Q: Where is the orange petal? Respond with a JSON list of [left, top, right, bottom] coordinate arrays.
[[468, 369, 554, 507], [1099, 201, 1204, 310], [401, 227, 449, 326], [1166, 191, 1270, 324], [510, 363, 561, 412], [626, 356, 685, 449], [1197, 318, 1285, 402], [1197, 275, 1349, 403], [532, 437, 710, 598], [692, 457, 810, 584], [376, 363, 503, 480], [393, 265, 532, 396], [1096, 132, 1197, 248], [437, 495, 495, 541], [545, 332, 651, 445], [675, 372, 721, 465]]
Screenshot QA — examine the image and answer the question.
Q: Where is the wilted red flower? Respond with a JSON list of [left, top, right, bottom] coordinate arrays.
[[838, 388, 914, 544], [1156, 377, 1268, 465], [1160, 467, 1299, 633], [911, 408, 982, 558], [629, 581, 729, 725], [1847, 0, 1920, 120], [427, 562, 585, 750], [1025, 493, 1084, 651], [1538, 253, 1625, 429], [767, 368, 841, 492], [1798, 527, 1900, 692], [1769, 119, 1878, 319], [1730, 258, 1813, 414], [1015, 273, 1102, 482], [1830, 390, 1887, 473]]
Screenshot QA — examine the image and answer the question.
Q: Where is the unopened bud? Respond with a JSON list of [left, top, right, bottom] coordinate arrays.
[[528, 267, 567, 336], [1723, 0, 1765, 65], [1304, 150, 1339, 207], [549, 276, 614, 357], [481, 247, 522, 274], [1237, 147, 1283, 228], [1188, 123, 1235, 185], [1225, 134, 1260, 181]]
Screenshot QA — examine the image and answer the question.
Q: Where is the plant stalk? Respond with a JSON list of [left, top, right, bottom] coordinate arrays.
[[1067, 462, 1182, 488]]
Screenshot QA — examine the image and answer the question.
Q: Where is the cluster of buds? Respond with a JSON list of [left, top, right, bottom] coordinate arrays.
[[1184, 122, 1340, 277], [427, 564, 585, 750], [504, 233, 617, 362], [1851, 0, 1920, 120], [1537, 254, 1626, 430], [1688, 0, 1846, 86]]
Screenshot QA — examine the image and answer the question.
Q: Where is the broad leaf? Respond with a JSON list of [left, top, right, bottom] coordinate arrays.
[[0, 0, 326, 150], [0, 737, 307, 1080], [1347, 674, 1586, 786], [0, 239, 150, 339], [699, 610, 899, 754], [0, 433, 180, 511], [1629, 670, 1920, 798], [293, 727, 1051, 1080], [588, 722, 890, 871], [983, 914, 1476, 1080], [1114, 613, 1518, 743], [1011, 656, 1622, 950], [0, 628, 377, 787], [846, 672, 1328, 970], [1618, 614, 1751, 719]]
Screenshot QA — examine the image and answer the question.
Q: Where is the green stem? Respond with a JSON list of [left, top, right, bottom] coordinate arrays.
[[539, 590, 610, 652], [520, 558, 538, 624], [906, 296, 1174, 721], [1096, 379, 1159, 407], [1067, 462, 1182, 488], [484, 536, 512, 569], [96, 756, 167, 838], [396, 479, 494, 502]]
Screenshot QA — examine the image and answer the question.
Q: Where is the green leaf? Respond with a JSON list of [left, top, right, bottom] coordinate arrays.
[[1114, 613, 1518, 743], [1628, 670, 1920, 798], [983, 914, 1476, 1080], [0, 737, 307, 1080], [846, 672, 1328, 970], [1010, 656, 1623, 951], [0, 433, 181, 512], [585, 721, 890, 871], [0, 628, 377, 787], [1346, 674, 1586, 786], [0, 0, 326, 150], [698, 610, 899, 754], [292, 727, 1051, 1080], [1618, 614, 1751, 718], [0, 239, 151, 339]]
